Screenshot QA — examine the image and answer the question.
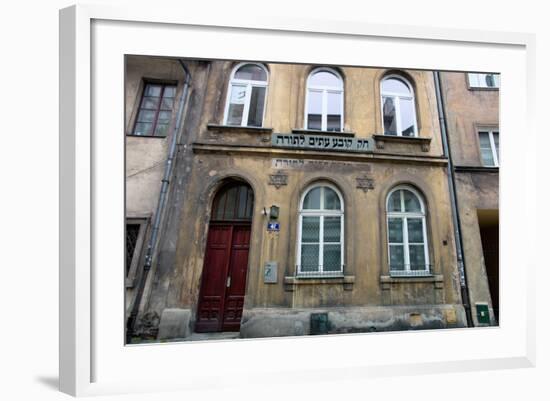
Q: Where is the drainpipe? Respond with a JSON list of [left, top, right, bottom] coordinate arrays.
[[433, 71, 473, 327], [126, 60, 192, 343]]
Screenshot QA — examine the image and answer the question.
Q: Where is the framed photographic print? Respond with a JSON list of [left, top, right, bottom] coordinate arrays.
[[59, 3, 535, 397]]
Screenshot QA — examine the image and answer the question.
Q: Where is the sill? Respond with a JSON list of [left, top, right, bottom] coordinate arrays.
[[284, 275, 355, 291], [126, 134, 167, 139], [292, 128, 355, 137], [380, 274, 444, 290], [467, 86, 499, 92], [455, 165, 499, 173], [207, 123, 273, 134], [372, 134, 431, 152]]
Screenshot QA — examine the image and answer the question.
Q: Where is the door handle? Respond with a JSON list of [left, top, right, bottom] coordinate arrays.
[[226, 276, 231, 288]]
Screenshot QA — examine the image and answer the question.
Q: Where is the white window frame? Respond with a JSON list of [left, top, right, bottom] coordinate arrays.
[[304, 67, 344, 132], [478, 129, 500, 167], [386, 186, 430, 276], [467, 72, 500, 88], [297, 183, 344, 277], [223, 62, 268, 127], [380, 74, 418, 137]]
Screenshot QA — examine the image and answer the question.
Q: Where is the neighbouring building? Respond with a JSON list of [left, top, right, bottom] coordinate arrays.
[[124, 55, 498, 342], [438, 71, 500, 325]]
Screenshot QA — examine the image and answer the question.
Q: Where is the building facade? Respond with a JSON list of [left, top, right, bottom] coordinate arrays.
[[125, 56, 498, 341], [438, 71, 500, 325]]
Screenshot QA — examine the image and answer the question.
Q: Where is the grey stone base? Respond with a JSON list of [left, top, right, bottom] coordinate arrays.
[[240, 304, 466, 338], [157, 308, 191, 340]]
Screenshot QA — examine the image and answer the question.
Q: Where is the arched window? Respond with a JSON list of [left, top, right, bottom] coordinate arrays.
[[297, 184, 344, 276], [305, 68, 344, 132], [224, 63, 268, 127], [211, 182, 254, 221], [381, 75, 418, 137], [386, 186, 430, 276]]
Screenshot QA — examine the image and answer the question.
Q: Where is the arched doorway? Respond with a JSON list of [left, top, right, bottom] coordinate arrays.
[[195, 181, 254, 333]]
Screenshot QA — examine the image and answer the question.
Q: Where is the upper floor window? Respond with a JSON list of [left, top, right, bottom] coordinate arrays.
[[132, 82, 177, 137], [468, 73, 500, 89], [479, 129, 499, 167], [305, 68, 344, 132], [386, 186, 430, 276], [297, 184, 344, 277], [381, 75, 418, 137], [224, 63, 268, 127]]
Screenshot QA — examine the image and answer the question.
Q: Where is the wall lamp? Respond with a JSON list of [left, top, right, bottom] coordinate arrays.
[[262, 205, 280, 220]]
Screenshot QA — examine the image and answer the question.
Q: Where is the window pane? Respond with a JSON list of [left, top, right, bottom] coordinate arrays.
[[303, 187, 321, 209], [468, 73, 480, 87], [381, 77, 410, 95], [403, 190, 421, 212], [323, 244, 341, 272], [142, 96, 159, 110], [399, 98, 416, 137], [323, 187, 341, 210], [154, 123, 169, 137], [382, 96, 397, 135], [160, 97, 174, 110], [493, 132, 499, 161], [388, 190, 402, 212], [137, 109, 156, 123], [409, 245, 426, 271], [234, 64, 267, 81], [326, 92, 342, 132], [157, 110, 172, 124], [389, 245, 405, 271], [237, 186, 248, 219], [301, 244, 319, 272], [484, 74, 496, 87], [479, 132, 494, 166], [145, 84, 162, 97], [126, 224, 141, 276], [301, 216, 320, 242], [247, 86, 266, 127], [407, 218, 424, 243], [163, 86, 176, 98], [307, 90, 322, 130], [388, 218, 403, 243], [223, 187, 238, 219], [227, 85, 247, 125], [133, 122, 152, 136], [323, 216, 341, 243], [309, 71, 342, 88]]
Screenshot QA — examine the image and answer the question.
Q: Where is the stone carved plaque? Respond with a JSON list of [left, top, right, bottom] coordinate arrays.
[[356, 175, 375, 192], [268, 170, 288, 189]]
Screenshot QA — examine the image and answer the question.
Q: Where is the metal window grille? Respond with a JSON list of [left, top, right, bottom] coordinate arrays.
[[126, 224, 141, 277]]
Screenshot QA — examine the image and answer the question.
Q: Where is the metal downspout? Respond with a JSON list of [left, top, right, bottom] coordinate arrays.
[[126, 61, 192, 342], [433, 71, 473, 327]]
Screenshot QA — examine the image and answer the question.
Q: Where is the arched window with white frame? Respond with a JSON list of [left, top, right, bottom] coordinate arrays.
[[381, 75, 418, 137], [224, 63, 268, 127], [386, 186, 430, 276], [305, 68, 344, 132], [297, 183, 344, 277]]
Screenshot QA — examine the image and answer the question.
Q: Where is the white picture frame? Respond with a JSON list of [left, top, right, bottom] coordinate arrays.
[[59, 3, 536, 397]]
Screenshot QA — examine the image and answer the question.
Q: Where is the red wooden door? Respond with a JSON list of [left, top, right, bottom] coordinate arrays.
[[195, 224, 251, 333]]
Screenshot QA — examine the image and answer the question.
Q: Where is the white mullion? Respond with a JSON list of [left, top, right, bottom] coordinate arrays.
[[241, 83, 252, 126], [422, 217, 430, 272], [321, 90, 328, 131], [403, 216, 410, 272], [319, 215, 324, 273], [319, 187, 324, 272]]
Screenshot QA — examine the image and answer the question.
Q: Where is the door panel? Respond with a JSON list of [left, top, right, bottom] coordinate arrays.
[[222, 226, 251, 331], [195, 225, 232, 332], [195, 224, 251, 333]]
